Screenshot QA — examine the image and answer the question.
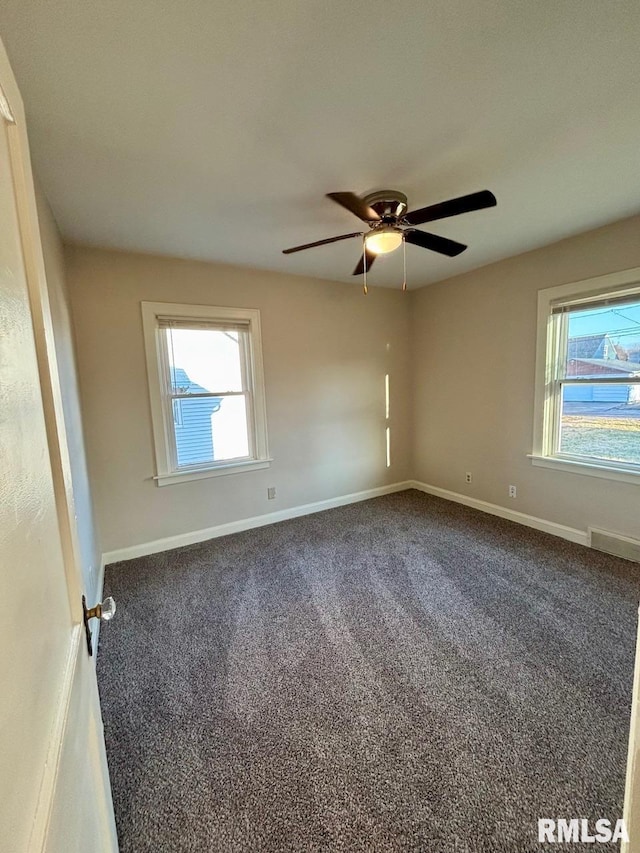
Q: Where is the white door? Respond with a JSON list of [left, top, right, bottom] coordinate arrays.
[[0, 37, 118, 853], [623, 612, 640, 853]]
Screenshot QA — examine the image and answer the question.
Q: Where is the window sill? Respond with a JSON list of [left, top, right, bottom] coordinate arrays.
[[528, 454, 640, 485], [154, 458, 273, 487]]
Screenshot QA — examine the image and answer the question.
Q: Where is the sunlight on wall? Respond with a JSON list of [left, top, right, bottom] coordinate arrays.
[[385, 373, 390, 419], [385, 373, 391, 468]]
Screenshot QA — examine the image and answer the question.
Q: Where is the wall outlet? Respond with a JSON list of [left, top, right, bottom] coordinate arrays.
[[508, 485, 517, 499], [465, 472, 472, 484], [267, 486, 276, 500]]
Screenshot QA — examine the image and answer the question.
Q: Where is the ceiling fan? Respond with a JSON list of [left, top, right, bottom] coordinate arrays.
[[283, 188, 497, 288]]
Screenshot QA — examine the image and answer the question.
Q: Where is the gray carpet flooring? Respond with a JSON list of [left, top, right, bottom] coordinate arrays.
[[98, 490, 640, 852]]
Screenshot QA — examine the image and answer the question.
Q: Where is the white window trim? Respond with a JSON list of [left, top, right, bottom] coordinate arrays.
[[531, 266, 640, 485], [141, 301, 271, 486]]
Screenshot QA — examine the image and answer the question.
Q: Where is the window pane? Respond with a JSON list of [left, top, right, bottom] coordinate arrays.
[[559, 384, 640, 464], [565, 298, 640, 379], [174, 394, 250, 467], [166, 328, 243, 393]]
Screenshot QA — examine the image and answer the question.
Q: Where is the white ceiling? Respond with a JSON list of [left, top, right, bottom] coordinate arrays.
[[1, 0, 639, 289]]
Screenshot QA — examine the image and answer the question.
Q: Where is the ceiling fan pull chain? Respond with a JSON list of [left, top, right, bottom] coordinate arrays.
[[362, 235, 368, 295], [402, 234, 407, 292]]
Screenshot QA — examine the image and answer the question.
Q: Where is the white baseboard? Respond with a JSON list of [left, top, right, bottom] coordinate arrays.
[[101, 478, 592, 567], [102, 480, 414, 565], [408, 480, 589, 546]]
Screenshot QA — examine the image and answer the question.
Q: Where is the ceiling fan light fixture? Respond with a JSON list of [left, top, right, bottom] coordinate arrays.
[[364, 227, 403, 255]]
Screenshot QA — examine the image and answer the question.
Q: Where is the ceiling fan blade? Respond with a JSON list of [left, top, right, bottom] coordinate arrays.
[[282, 231, 362, 254], [352, 248, 377, 276], [327, 192, 381, 223], [404, 190, 496, 226], [404, 229, 467, 257]]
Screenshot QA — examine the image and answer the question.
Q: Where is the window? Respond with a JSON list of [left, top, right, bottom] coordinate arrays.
[[142, 302, 270, 485], [532, 268, 640, 483]]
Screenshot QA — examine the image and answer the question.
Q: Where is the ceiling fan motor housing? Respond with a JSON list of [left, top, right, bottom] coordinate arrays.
[[362, 190, 408, 222]]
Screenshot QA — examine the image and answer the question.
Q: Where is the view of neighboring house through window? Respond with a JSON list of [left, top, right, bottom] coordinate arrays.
[[142, 303, 270, 485], [165, 326, 250, 466], [552, 292, 640, 468]]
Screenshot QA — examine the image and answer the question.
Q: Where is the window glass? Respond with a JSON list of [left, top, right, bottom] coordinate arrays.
[[165, 328, 243, 393], [557, 296, 640, 466], [173, 395, 249, 467], [559, 384, 640, 464], [165, 327, 250, 468], [564, 299, 640, 379]]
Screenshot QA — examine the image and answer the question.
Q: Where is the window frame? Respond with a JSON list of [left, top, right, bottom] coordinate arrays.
[[531, 267, 640, 485], [141, 302, 271, 486]]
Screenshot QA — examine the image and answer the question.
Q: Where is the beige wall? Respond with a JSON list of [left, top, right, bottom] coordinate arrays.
[[65, 246, 412, 554], [35, 189, 101, 599], [410, 214, 640, 540]]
